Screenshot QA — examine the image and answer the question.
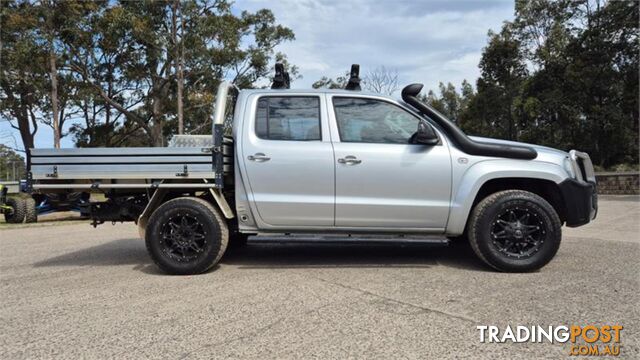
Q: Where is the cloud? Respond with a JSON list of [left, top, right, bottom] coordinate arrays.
[[237, 0, 514, 93]]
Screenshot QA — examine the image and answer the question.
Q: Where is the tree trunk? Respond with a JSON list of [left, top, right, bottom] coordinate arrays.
[[17, 104, 35, 151], [49, 45, 60, 148], [172, 1, 184, 134], [151, 87, 164, 147], [177, 46, 185, 135]]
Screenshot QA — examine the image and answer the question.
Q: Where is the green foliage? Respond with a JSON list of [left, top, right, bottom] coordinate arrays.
[[420, 80, 474, 125], [312, 72, 350, 90], [0, 145, 25, 181], [426, 0, 638, 168], [1, 0, 296, 148]]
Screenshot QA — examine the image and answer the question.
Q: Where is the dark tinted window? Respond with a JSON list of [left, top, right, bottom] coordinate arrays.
[[333, 97, 420, 144], [256, 97, 321, 141]]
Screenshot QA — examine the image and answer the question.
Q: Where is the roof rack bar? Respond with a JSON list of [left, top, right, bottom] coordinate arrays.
[[345, 64, 361, 91], [271, 63, 290, 89]]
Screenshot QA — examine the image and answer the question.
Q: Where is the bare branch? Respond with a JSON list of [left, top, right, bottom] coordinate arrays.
[[363, 66, 399, 95]]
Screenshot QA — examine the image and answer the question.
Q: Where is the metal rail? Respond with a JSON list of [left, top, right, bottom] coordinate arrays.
[[32, 183, 219, 190]]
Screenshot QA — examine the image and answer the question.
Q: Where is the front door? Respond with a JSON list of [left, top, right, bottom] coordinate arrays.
[[330, 96, 452, 229], [241, 95, 335, 226]]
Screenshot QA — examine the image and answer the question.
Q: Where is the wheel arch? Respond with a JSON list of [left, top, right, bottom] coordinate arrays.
[[470, 178, 566, 223], [137, 189, 234, 238], [446, 160, 568, 235], [144, 196, 229, 275]]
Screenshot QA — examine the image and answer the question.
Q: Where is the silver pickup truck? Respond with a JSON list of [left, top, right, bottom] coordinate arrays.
[[25, 65, 597, 275]]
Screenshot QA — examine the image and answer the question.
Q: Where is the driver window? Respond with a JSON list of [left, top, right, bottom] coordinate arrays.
[[333, 97, 420, 144]]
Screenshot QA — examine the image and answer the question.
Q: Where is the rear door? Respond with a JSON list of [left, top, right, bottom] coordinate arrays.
[[240, 95, 335, 227], [329, 96, 452, 229]]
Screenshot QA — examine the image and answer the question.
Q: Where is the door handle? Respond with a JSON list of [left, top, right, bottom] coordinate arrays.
[[337, 155, 362, 165], [248, 153, 271, 162]]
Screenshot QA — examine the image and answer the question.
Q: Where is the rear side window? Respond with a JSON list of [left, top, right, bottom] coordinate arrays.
[[255, 97, 321, 141]]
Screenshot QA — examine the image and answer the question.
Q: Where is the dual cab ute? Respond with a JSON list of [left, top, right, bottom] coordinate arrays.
[[26, 65, 597, 275]]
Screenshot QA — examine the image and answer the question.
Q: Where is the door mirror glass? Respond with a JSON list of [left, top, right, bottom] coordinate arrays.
[[411, 121, 439, 145]]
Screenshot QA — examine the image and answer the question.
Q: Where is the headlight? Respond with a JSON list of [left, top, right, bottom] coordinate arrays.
[[563, 157, 576, 178]]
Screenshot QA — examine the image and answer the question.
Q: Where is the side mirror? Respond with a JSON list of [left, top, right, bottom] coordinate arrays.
[[411, 120, 439, 145]]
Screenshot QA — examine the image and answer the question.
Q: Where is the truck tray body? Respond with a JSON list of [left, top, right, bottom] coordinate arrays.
[[30, 147, 227, 180]]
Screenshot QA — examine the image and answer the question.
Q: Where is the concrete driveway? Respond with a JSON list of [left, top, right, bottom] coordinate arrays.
[[1, 196, 638, 359]]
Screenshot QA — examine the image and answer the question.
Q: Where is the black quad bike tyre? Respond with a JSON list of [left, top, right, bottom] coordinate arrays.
[[4, 198, 26, 224], [145, 197, 228, 275], [24, 197, 38, 223], [468, 190, 562, 272]]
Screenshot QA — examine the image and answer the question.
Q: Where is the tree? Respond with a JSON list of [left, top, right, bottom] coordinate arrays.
[[0, 1, 96, 149], [424, 0, 638, 168], [464, 26, 528, 140], [38, 0, 97, 148], [0, 144, 25, 181], [422, 81, 474, 124], [171, 0, 185, 134], [511, 0, 638, 166], [2, 0, 296, 149], [312, 72, 349, 89], [62, 0, 295, 146], [313, 66, 399, 95], [363, 66, 399, 95], [1, 0, 45, 151]]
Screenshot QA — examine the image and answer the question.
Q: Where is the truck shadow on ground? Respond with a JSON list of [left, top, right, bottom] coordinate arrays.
[[33, 237, 489, 274], [222, 242, 487, 272]]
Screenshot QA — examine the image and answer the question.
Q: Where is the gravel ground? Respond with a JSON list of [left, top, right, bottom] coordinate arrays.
[[0, 196, 638, 359]]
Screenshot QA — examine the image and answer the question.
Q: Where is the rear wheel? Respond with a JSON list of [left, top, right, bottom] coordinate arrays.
[[24, 197, 38, 223], [4, 198, 26, 224], [468, 190, 561, 272], [145, 197, 228, 275]]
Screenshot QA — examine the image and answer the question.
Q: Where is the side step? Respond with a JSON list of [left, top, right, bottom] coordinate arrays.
[[247, 233, 450, 246]]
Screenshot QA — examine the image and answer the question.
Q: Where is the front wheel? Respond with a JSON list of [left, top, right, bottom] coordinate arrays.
[[145, 197, 228, 275], [468, 190, 562, 272]]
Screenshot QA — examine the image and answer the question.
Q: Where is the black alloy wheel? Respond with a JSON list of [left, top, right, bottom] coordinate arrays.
[[490, 207, 546, 259], [161, 213, 208, 263], [145, 197, 228, 275], [468, 190, 562, 272]]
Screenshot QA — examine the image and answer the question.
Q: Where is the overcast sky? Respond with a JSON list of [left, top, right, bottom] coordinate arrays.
[[0, 0, 514, 150], [238, 0, 515, 90]]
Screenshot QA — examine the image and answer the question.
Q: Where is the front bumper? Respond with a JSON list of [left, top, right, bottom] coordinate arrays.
[[560, 150, 598, 227], [559, 178, 598, 227]]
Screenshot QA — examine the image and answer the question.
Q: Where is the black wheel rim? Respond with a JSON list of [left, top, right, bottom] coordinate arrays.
[[160, 213, 208, 262], [490, 206, 546, 259]]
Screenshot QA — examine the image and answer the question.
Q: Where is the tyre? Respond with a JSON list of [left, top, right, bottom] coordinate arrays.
[[145, 197, 228, 275], [468, 190, 561, 272], [24, 197, 38, 223], [4, 198, 26, 224]]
